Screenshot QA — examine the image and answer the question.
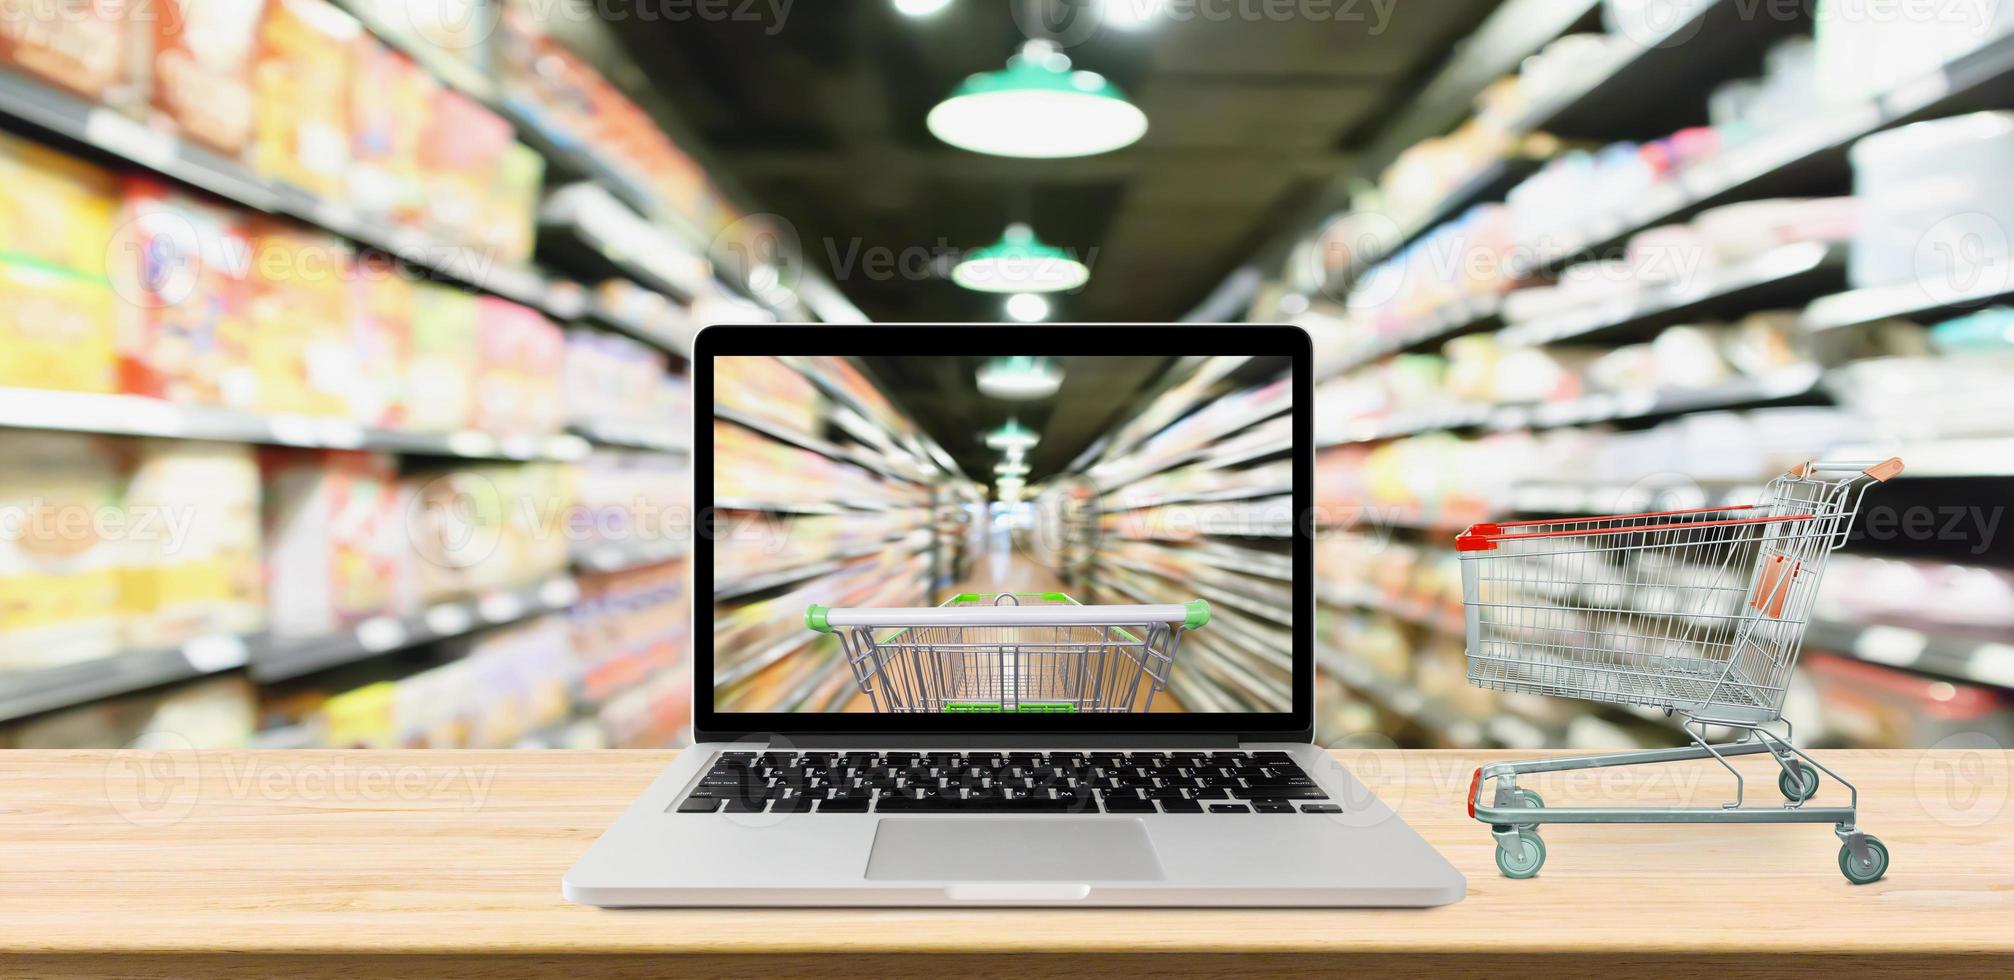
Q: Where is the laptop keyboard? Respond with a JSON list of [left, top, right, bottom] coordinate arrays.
[[674, 750, 1340, 815]]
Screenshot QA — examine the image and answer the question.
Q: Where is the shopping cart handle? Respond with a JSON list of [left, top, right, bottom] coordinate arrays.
[[1789, 457, 1904, 482], [805, 601, 1210, 630]]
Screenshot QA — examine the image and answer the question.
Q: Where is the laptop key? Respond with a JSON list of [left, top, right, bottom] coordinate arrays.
[[1232, 785, 1328, 800], [1160, 799, 1204, 813], [1254, 803, 1297, 814], [819, 798, 871, 813], [773, 797, 817, 813], [1301, 804, 1343, 814], [1102, 796, 1156, 813], [722, 798, 765, 813], [1210, 804, 1252, 814], [676, 797, 723, 813]]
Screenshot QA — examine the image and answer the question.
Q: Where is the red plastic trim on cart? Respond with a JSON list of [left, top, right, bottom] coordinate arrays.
[[1467, 768, 1482, 818], [1456, 512, 1816, 551]]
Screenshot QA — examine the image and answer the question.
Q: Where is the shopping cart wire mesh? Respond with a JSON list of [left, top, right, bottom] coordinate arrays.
[[806, 592, 1209, 713]]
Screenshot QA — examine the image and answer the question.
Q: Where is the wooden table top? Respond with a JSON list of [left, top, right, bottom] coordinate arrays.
[[3, 748, 2010, 978]]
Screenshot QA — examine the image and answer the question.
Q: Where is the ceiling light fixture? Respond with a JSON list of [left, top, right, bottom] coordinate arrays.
[[953, 224, 1089, 294], [994, 461, 1030, 476], [976, 356, 1063, 399], [985, 418, 1040, 451], [892, 0, 953, 17], [926, 39, 1147, 158], [1003, 292, 1051, 322]]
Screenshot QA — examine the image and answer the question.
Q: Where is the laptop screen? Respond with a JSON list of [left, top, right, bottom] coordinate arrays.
[[708, 350, 1297, 718]]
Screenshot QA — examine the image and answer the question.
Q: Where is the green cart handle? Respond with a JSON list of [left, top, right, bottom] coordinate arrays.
[[806, 599, 1207, 631]]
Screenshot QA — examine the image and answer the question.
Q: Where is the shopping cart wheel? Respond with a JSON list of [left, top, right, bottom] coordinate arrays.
[[1838, 835, 1889, 885], [1777, 762, 1820, 803], [1494, 830, 1546, 879], [1507, 789, 1544, 830]]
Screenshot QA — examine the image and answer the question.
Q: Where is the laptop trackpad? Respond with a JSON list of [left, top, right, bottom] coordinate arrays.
[[865, 818, 1165, 881]]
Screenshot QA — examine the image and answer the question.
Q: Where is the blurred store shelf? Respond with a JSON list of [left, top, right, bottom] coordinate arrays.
[[250, 577, 580, 683], [0, 387, 591, 462]]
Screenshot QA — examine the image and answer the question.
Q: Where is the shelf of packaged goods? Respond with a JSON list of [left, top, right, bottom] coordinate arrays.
[[1319, 294, 1504, 382], [1506, 0, 1809, 144], [249, 576, 580, 683], [573, 539, 689, 575], [1518, 33, 2014, 278], [1099, 481, 1296, 513], [1507, 477, 1766, 515], [1322, 156, 1548, 293], [714, 406, 924, 486], [1091, 409, 1293, 491], [1802, 276, 2014, 333], [0, 68, 585, 321], [1315, 583, 1465, 636], [712, 541, 895, 603], [583, 294, 696, 357], [1824, 437, 2014, 479], [1319, 363, 1827, 447], [1804, 620, 2014, 691], [1316, 645, 1490, 747], [568, 419, 691, 454], [1318, 0, 1806, 294], [1498, 242, 1847, 348], [1096, 556, 1295, 626], [0, 387, 591, 461], [0, 636, 249, 725], [539, 184, 714, 302]]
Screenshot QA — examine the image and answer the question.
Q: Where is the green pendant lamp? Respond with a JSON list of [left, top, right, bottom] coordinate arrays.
[[953, 224, 1089, 294], [977, 356, 1063, 399], [927, 40, 1147, 159], [985, 417, 1040, 451]]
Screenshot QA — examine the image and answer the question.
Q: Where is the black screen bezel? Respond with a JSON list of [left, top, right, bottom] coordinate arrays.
[[692, 324, 1314, 744]]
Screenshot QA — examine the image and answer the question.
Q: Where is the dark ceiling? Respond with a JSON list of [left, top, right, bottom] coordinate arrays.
[[619, 0, 1501, 322], [857, 355, 1178, 484]]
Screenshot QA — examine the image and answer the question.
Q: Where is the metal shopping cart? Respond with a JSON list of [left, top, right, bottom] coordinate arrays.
[[806, 592, 1209, 713], [1457, 458, 1904, 884]]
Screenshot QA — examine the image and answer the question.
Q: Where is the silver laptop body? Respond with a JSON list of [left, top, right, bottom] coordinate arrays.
[[565, 325, 1465, 908]]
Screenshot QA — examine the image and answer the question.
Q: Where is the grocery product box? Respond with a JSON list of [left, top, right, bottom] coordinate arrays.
[[0, 433, 125, 671], [475, 296, 564, 436], [348, 33, 437, 224], [347, 255, 414, 427], [0, 0, 140, 103], [243, 219, 353, 417], [111, 177, 258, 407], [150, 0, 265, 156], [420, 87, 514, 248], [406, 282, 479, 431], [0, 131, 120, 277], [261, 449, 409, 638], [252, 0, 359, 198], [404, 465, 510, 602], [0, 254, 119, 394], [119, 440, 264, 648], [483, 141, 545, 265]]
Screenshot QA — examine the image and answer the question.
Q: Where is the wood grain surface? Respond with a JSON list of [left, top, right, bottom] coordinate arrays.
[[1, 748, 2009, 978]]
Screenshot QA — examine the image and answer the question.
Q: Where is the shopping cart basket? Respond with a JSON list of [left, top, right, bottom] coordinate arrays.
[[1457, 457, 1903, 883], [805, 592, 1209, 713]]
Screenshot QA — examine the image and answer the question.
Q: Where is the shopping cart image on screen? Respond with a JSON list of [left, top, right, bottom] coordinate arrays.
[[805, 592, 1211, 713], [1458, 458, 1905, 884]]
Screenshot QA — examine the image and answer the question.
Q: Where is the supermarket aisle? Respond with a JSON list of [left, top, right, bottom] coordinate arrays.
[[714, 354, 1295, 717]]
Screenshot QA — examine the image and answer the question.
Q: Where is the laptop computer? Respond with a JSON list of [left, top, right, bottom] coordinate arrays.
[[564, 323, 1464, 907]]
